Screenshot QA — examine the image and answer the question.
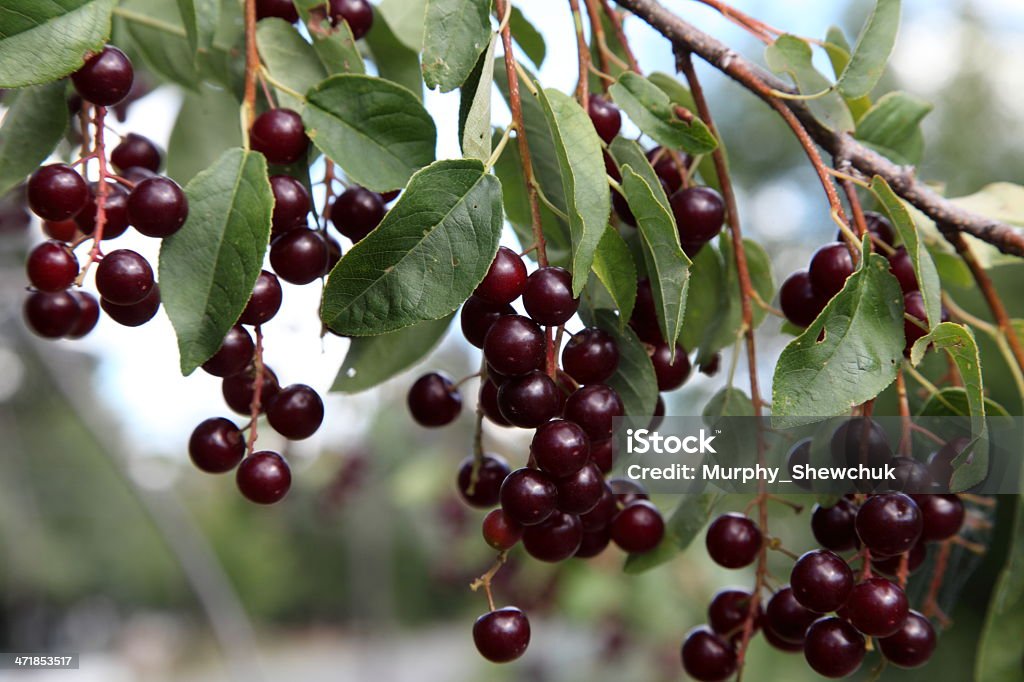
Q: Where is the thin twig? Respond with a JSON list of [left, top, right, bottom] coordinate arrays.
[[568, 0, 592, 105]]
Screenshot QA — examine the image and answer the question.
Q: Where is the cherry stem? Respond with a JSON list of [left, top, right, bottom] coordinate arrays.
[[582, 0, 612, 88], [896, 371, 912, 456], [923, 540, 952, 626], [242, 0, 259, 134], [246, 325, 265, 456], [693, 0, 781, 43], [598, 0, 640, 72], [468, 359, 488, 497], [469, 551, 508, 612], [568, 0, 591, 105], [75, 105, 111, 284], [896, 551, 910, 589]]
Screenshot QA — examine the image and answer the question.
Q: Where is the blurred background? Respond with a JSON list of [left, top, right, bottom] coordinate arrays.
[[1, 0, 1023, 680]]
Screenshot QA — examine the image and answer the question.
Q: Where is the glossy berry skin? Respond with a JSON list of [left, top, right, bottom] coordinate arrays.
[[708, 589, 761, 641], [473, 607, 529, 663], [27, 164, 89, 221], [889, 456, 934, 494], [43, 219, 79, 242], [811, 499, 859, 552], [268, 384, 324, 439], [563, 384, 624, 441], [329, 0, 374, 39], [671, 186, 725, 245], [648, 147, 687, 195], [555, 462, 604, 515], [680, 627, 736, 682], [497, 371, 561, 428], [873, 541, 927, 578], [188, 418, 245, 473], [591, 437, 613, 473], [71, 46, 134, 106], [75, 182, 131, 239], [780, 270, 825, 328], [239, 271, 283, 325], [456, 454, 510, 508], [479, 378, 511, 427], [611, 500, 664, 553], [330, 186, 385, 242], [915, 494, 964, 541], [202, 325, 254, 377], [95, 249, 154, 305], [904, 290, 928, 350], [461, 296, 513, 349], [66, 291, 100, 338], [256, 0, 299, 22], [830, 417, 893, 469], [24, 291, 79, 338], [763, 625, 804, 653], [878, 611, 936, 669], [482, 509, 523, 551], [803, 617, 865, 679], [110, 133, 162, 173], [650, 342, 691, 391], [407, 372, 462, 427], [522, 511, 583, 562], [532, 419, 590, 478], [705, 513, 761, 569], [523, 266, 579, 326], [575, 528, 611, 558], [856, 493, 923, 557], [765, 587, 817, 644], [249, 109, 308, 165], [269, 175, 311, 234], [809, 242, 855, 299], [270, 228, 328, 284], [222, 366, 280, 415], [844, 578, 909, 637], [475, 246, 527, 304], [888, 246, 918, 294], [579, 483, 616, 531], [562, 327, 619, 385], [128, 176, 188, 237], [483, 315, 545, 376], [236, 451, 291, 504], [587, 94, 621, 143], [790, 549, 854, 613], [500, 467, 558, 526], [26, 241, 78, 292], [100, 286, 160, 326]]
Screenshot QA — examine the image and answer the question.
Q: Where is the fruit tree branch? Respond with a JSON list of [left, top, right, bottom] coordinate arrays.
[[613, 0, 1024, 257]]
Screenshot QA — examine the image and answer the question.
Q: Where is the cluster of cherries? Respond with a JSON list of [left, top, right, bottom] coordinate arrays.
[[255, 0, 374, 39], [682, 419, 970, 680], [779, 212, 943, 347]]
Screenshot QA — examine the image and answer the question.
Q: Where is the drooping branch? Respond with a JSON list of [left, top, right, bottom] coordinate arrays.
[[613, 0, 1024, 257]]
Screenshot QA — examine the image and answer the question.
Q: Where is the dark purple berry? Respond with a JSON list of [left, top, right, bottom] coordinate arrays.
[[457, 454, 510, 508], [330, 186, 385, 242], [522, 511, 583, 562], [461, 296, 514, 349], [500, 467, 558, 526], [221, 366, 281, 415], [27, 164, 88, 221], [202, 325, 255, 377], [844, 577, 909, 637], [71, 46, 134, 106], [587, 94, 621, 143], [236, 451, 291, 504], [249, 109, 308, 165], [811, 499, 859, 552], [610, 500, 664, 553], [563, 384, 624, 441], [26, 241, 78, 292], [482, 509, 523, 550], [765, 587, 817, 644], [497, 370, 561, 428], [888, 246, 918, 293], [474, 246, 527, 304], [790, 549, 854, 613], [128, 176, 188, 238], [705, 513, 761, 569], [671, 186, 724, 244], [855, 492, 923, 557], [780, 270, 825, 327], [680, 627, 736, 682], [328, 0, 374, 39], [270, 175, 311, 234], [555, 462, 604, 515], [650, 342, 691, 391], [523, 266, 579, 326], [809, 242, 855, 299], [24, 291, 79, 338], [66, 291, 100, 338], [407, 372, 462, 427], [267, 384, 324, 439], [915, 493, 964, 541], [483, 315, 545, 376], [239, 270, 283, 326], [110, 133, 162, 174], [270, 228, 329, 284], [95, 249, 154, 305], [189, 418, 245, 473], [878, 611, 935, 669], [100, 285, 161, 326], [256, 0, 299, 22], [562, 327, 619, 384], [803, 617, 865, 678], [532, 419, 590, 478], [472, 607, 530, 663]]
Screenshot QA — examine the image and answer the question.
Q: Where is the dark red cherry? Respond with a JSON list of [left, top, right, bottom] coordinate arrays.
[[628, 279, 662, 343], [202, 325, 255, 377], [765, 587, 817, 644], [562, 327, 619, 384], [708, 589, 761, 641], [532, 419, 590, 477], [330, 186, 385, 242], [790, 549, 854, 613], [522, 511, 583, 562], [610, 499, 664, 553], [256, 0, 300, 22], [680, 627, 736, 682], [249, 108, 308, 165], [100, 285, 161, 326], [267, 384, 324, 439], [888, 246, 919, 294], [239, 270, 283, 326], [705, 513, 761, 569], [523, 266, 579, 326], [189, 418, 245, 473], [803, 617, 865, 678], [563, 384, 624, 441], [650, 342, 691, 391], [456, 454, 510, 508], [472, 607, 530, 663], [574, 527, 611, 558], [328, 0, 374, 39], [269, 175, 311, 234], [483, 315, 545, 376], [42, 219, 79, 242], [110, 133, 162, 174], [24, 291, 79, 338], [844, 577, 909, 637], [928, 436, 971, 487], [915, 493, 964, 541], [128, 176, 189, 238], [579, 482, 616, 531], [482, 509, 523, 550], [809, 242, 855, 299], [780, 270, 826, 327], [75, 182, 131, 239], [95, 249, 154, 305], [71, 46, 134, 106], [407, 372, 462, 427], [497, 371, 561, 428], [872, 541, 927, 578], [474, 246, 527, 304], [270, 228, 329, 284], [236, 451, 291, 504], [500, 467, 558, 526], [27, 164, 88, 221], [26, 241, 78, 292], [587, 94, 622, 143], [479, 378, 511, 426], [811, 499, 860, 552], [830, 417, 893, 469], [65, 291, 100, 338], [855, 492, 923, 557], [647, 146, 688, 195], [878, 611, 935, 669], [555, 462, 604, 515], [461, 295, 514, 349], [671, 186, 725, 244], [222, 366, 281, 415]]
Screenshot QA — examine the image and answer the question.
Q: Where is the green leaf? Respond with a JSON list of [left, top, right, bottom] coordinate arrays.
[[321, 159, 502, 336], [703, 387, 755, 419], [621, 165, 690, 348], [765, 34, 855, 131], [624, 493, 721, 574], [159, 149, 273, 376], [609, 72, 717, 154], [0, 0, 116, 87], [591, 227, 638, 324], [257, 18, 327, 111], [331, 315, 454, 393], [645, 72, 724, 191], [535, 87, 611, 295], [837, 0, 901, 99], [870, 176, 941, 327], [304, 74, 436, 192], [166, 84, 242, 185], [909, 322, 987, 490], [175, 0, 218, 57], [679, 245, 724, 351], [590, 309, 657, 424], [121, 0, 202, 92], [977, 497, 1024, 682], [772, 246, 904, 424], [855, 92, 932, 165], [296, 1, 366, 76], [365, 9, 423, 100], [918, 388, 1008, 419], [376, 0, 427, 52], [422, 0, 492, 92], [822, 26, 871, 121], [0, 82, 68, 197], [509, 6, 545, 67], [458, 34, 497, 162]]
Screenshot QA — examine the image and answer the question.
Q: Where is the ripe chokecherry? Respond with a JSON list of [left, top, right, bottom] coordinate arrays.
[[844, 577, 909, 637], [765, 587, 817, 644], [474, 246, 527, 304], [407, 372, 462, 427], [270, 228, 329, 284], [575, 528, 611, 558], [873, 541, 927, 577], [95, 249, 154, 305], [66, 291, 100, 338], [708, 589, 760, 641], [472, 607, 530, 663], [256, 0, 300, 22], [878, 611, 936, 669], [587, 94, 622, 143], [855, 492, 923, 557], [810, 499, 859, 552], [650, 342, 691, 391], [705, 513, 761, 569], [680, 627, 736, 682], [27, 164, 89, 221], [128, 176, 189, 237], [479, 378, 511, 426], [100, 285, 161, 326], [809, 242, 855, 299], [461, 296, 513, 349], [915, 493, 964, 541], [790, 549, 854, 613], [803, 617, 865, 678], [269, 175, 311, 234], [249, 109, 308, 165], [531, 419, 590, 478], [330, 186, 385, 242], [222, 366, 281, 415], [24, 291, 79, 338], [610, 500, 664, 553], [555, 462, 604, 515], [456, 454, 510, 508], [523, 266, 578, 326], [267, 384, 324, 439], [648, 146, 687, 195], [904, 290, 929, 350], [838, 210, 895, 246], [522, 511, 583, 562], [110, 133, 162, 174], [239, 270, 283, 325], [563, 384, 624, 441], [888, 246, 918, 293], [26, 241, 78, 292], [188, 418, 245, 473], [202, 325, 255, 377], [780, 270, 825, 327], [562, 327, 619, 384], [629, 278, 662, 343], [43, 219, 79, 242], [497, 370, 561, 428], [236, 451, 291, 504], [890, 456, 934, 493], [329, 0, 374, 39], [928, 436, 970, 487], [75, 182, 131, 239], [579, 483, 616, 531], [830, 417, 893, 469], [671, 186, 725, 245], [482, 509, 523, 551], [591, 437, 613, 473], [483, 315, 545, 376], [71, 46, 134, 106], [500, 467, 558, 526]]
